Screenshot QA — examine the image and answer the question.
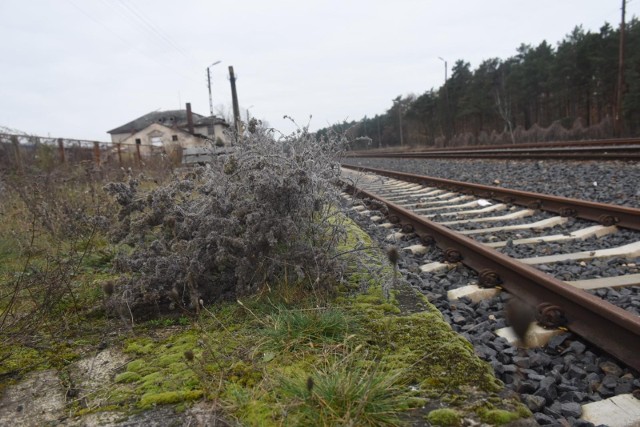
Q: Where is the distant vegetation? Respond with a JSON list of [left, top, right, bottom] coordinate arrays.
[[317, 19, 640, 148]]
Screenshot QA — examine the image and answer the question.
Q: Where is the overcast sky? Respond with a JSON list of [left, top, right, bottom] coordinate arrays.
[[1, 0, 638, 142]]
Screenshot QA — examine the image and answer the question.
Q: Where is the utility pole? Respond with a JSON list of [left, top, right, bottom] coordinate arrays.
[[246, 105, 254, 124], [228, 66, 241, 138], [615, 0, 626, 137]]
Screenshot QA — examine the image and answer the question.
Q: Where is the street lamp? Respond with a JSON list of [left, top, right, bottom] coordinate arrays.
[[246, 105, 254, 124], [207, 60, 221, 117], [393, 98, 404, 146], [438, 56, 450, 143], [438, 56, 448, 82]]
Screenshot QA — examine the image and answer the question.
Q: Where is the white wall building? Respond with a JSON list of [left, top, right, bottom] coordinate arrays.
[[107, 104, 229, 150]]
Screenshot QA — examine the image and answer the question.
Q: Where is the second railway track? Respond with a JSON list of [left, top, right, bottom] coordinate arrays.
[[346, 138, 640, 161]]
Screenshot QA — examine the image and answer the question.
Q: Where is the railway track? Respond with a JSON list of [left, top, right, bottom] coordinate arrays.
[[340, 164, 640, 373], [346, 137, 640, 161]]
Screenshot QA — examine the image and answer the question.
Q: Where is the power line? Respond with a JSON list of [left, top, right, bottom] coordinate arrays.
[[118, 0, 199, 65], [65, 0, 200, 84]]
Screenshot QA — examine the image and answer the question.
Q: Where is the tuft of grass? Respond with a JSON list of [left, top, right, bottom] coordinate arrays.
[[277, 360, 407, 426], [260, 306, 356, 352]]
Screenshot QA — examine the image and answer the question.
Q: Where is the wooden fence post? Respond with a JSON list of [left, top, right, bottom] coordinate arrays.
[[117, 143, 122, 166], [11, 135, 23, 174], [135, 140, 141, 167], [93, 141, 101, 167], [58, 138, 65, 164]]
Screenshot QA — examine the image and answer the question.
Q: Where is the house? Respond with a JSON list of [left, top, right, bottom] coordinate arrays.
[[106, 103, 229, 160]]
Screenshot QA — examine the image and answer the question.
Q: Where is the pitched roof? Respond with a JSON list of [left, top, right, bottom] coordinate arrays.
[[107, 109, 208, 134]]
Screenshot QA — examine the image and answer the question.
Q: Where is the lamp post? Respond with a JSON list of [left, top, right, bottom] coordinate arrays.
[[438, 56, 448, 83], [438, 56, 450, 144], [246, 105, 254, 124], [393, 98, 404, 146], [207, 60, 221, 117]]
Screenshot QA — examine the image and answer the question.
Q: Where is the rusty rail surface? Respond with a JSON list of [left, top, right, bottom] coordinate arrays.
[[341, 165, 640, 231], [341, 171, 640, 371]]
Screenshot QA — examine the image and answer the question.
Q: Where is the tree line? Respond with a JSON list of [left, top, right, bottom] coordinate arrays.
[[317, 19, 640, 149]]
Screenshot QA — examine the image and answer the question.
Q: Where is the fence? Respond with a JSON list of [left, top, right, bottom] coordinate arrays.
[[0, 132, 217, 173]]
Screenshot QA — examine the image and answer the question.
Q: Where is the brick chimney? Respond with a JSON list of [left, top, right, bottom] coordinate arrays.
[[186, 103, 194, 133]]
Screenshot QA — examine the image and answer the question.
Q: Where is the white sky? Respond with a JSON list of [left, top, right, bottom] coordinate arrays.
[[1, 0, 638, 142]]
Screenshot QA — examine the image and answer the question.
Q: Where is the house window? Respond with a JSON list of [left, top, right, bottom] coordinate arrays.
[[135, 138, 141, 145], [172, 135, 178, 141]]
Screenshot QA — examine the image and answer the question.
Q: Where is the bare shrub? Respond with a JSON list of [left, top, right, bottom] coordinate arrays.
[[0, 164, 115, 350], [104, 125, 348, 320], [476, 130, 490, 146], [3, 165, 111, 240], [543, 120, 568, 142], [569, 117, 587, 140], [512, 125, 526, 144], [586, 115, 613, 140], [524, 123, 544, 143]]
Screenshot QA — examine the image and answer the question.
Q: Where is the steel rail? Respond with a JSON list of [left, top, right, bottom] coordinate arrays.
[[341, 165, 640, 231], [341, 175, 640, 371]]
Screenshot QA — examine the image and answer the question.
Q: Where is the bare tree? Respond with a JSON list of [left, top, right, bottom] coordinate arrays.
[[495, 89, 515, 144]]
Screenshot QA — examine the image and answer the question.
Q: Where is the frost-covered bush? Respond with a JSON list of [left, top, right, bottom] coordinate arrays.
[[105, 126, 348, 319]]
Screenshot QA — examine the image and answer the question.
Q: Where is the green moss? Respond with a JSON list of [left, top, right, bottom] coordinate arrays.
[[228, 361, 263, 388], [378, 302, 401, 314], [222, 383, 276, 426], [126, 359, 146, 373], [0, 346, 40, 375], [427, 408, 463, 426], [357, 308, 501, 393], [139, 390, 203, 408], [156, 353, 184, 367], [83, 328, 204, 411], [115, 372, 142, 383], [478, 408, 522, 425], [139, 371, 163, 387], [124, 338, 156, 355]]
